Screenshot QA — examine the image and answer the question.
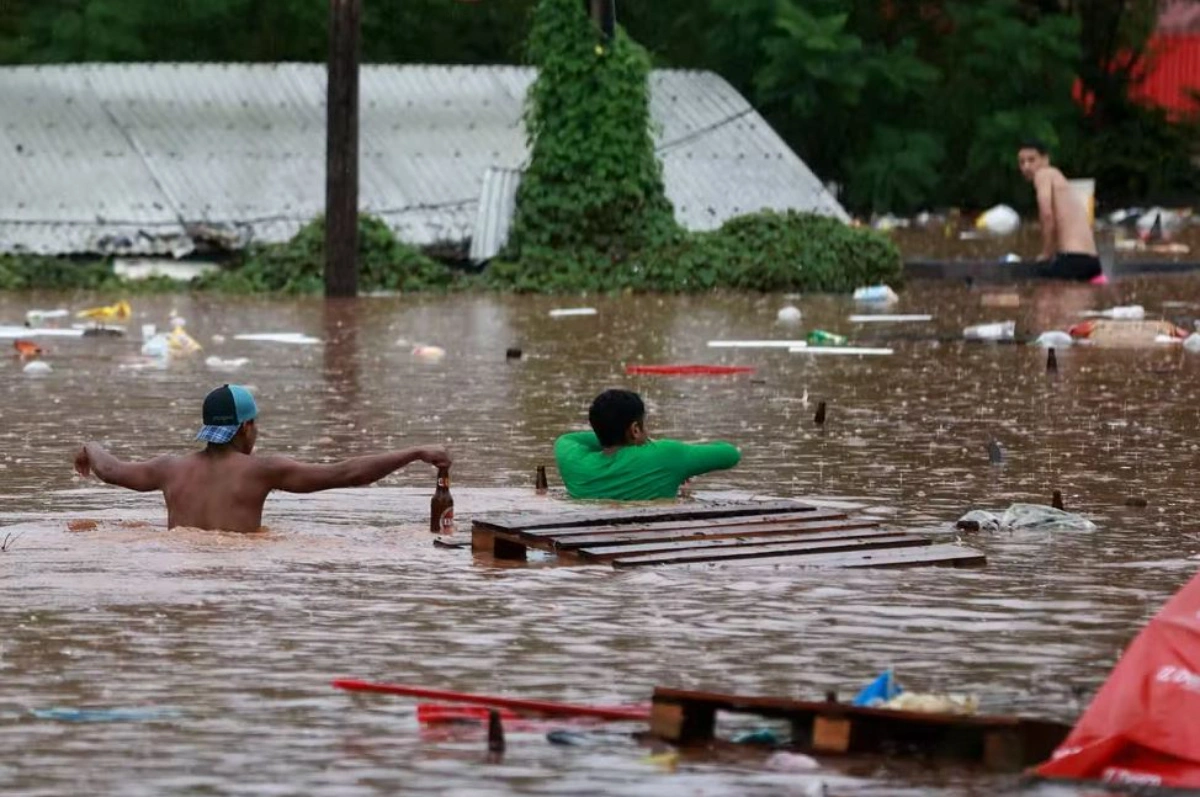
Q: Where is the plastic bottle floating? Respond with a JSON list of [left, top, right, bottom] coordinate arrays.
[[76, 300, 131, 326]]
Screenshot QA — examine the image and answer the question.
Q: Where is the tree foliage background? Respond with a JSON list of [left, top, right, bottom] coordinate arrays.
[[1, 0, 1195, 214]]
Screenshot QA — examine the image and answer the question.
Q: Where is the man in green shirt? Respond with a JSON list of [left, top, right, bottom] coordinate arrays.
[[554, 389, 741, 500]]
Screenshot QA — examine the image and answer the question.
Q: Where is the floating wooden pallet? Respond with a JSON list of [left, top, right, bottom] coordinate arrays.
[[470, 500, 985, 569], [650, 687, 1070, 772]]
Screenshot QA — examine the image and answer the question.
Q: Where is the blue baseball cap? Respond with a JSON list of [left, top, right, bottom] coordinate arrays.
[[196, 384, 258, 445]]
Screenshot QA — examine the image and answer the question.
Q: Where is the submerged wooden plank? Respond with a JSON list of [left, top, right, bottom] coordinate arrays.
[[664, 544, 987, 570], [610, 534, 930, 568], [554, 515, 873, 548], [572, 528, 899, 562], [650, 686, 1068, 770], [472, 500, 814, 535], [531, 509, 849, 541]]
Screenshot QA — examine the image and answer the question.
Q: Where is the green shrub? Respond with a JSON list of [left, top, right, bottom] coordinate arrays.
[[502, 0, 681, 280], [196, 215, 457, 294], [487, 209, 901, 293], [0, 256, 185, 293]]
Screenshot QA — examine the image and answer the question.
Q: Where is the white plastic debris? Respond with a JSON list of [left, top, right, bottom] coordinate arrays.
[[141, 335, 170, 359], [141, 324, 157, 341], [1034, 331, 1073, 348], [764, 751, 820, 772], [957, 504, 1097, 533], [848, 314, 932, 323], [205, 356, 249, 372], [25, 308, 69, 325], [1002, 252, 1022, 263], [233, 333, 321, 345], [1083, 305, 1145, 320], [963, 321, 1016, 341], [211, 334, 227, 345], [1184, 333, 1200, 353], [549, 308, 598, 318], [852, 285, 899, 304], [708, 340, 808, 349], [975, 204, 1020, 236], [23, 361, 52, 376], [776, 306, 803, 324], [412, 345, 446, 362], [789, 346, 893, 356], [0, 326, 84, 339]]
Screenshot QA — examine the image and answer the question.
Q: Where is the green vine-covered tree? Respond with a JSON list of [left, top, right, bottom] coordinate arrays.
[[503, 0, 679, 271]]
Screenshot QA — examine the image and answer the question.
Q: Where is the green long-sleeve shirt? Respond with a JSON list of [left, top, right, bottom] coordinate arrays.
[[553, 431, 741, 501]]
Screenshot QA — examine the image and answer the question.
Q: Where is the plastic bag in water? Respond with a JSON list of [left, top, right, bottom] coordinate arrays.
[[1000, 503, 1097, 532], [958, 504, 1096, 533]]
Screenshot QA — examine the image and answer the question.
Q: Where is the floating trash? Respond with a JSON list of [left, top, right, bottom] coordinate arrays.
[[22, 360, 52, 376], [30, 707, 182, 723], [1034, 331, 1073, 348], [205, 356, 249, 372], [790, 346, 893, 356], [412, 345, 446, 362], [1184, 333, 1200, 353], [975, 204, 1020, 236], [963, 321, 1016, 341], [776, 306, 802, 323], [708, 340, 808, 349], [549, 308, 597, 318], [853, 285, 899, 305], [957, 504, 1097, 533], [233, 333, 321, 345], [806, 330, 847, 346], [25, 308, 69, 326], [76, 299, 131, 326], [1082, 305, 1145, 320], [848, 314, 932, 323]]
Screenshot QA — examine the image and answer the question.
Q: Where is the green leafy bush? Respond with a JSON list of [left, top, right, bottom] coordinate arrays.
[[0, 255, 182, 293], [503, 0, 680, 278], [196, 215, 456, 294], [487, 209, 901, 293]]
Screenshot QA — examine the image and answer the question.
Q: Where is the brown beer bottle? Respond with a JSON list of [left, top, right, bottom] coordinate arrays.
[[535, 465, 548, 493], [431, 467, 454, 533]]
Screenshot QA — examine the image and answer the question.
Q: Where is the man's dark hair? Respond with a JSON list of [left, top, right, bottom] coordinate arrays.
[[1019, 138, 1049, 155], [589, 389, 645, 447]]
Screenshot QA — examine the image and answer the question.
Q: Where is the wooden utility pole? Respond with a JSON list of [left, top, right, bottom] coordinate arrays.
[[325, 0, 362, 298], [588, 0, 616, 39]]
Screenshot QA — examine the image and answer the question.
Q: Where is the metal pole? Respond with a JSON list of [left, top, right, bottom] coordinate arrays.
[[325, 0, 361, 298]]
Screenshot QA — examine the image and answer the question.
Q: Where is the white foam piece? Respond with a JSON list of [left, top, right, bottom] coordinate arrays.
[[789, 346, 894, 356], [233, 333, 321, 345], [549, 308, 598, 318], [0, 326, 85, 339], [708, 340, 809, 349], [848, 314, 932, 323]]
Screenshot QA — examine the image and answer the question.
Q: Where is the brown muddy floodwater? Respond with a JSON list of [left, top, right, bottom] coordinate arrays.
[[2, 280, 1200, 796]]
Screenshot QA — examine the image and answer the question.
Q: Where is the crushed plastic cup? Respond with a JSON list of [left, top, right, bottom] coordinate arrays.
[[1034, 331, 1073, 348], [963, 321, 1016, 341], [852, 285, 899, 305]]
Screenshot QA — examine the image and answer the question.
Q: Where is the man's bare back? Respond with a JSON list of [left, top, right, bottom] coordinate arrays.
[[1017, 142, 1097, 260], [1034, 166, 1097, 258], [74, 384, 451, 533]]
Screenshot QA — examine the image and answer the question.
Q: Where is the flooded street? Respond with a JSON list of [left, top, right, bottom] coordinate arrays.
[[3, 280, 1200, 795]]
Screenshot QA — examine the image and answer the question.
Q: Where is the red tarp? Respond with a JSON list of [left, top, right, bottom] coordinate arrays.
[[1035, 570, 1200, 790]]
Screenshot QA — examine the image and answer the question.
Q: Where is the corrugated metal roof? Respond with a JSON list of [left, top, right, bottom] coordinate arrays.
[[469, 167, 523, 263], [0, 63, 845, 257]]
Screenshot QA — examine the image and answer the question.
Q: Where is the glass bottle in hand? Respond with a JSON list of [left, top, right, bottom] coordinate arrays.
[[431, 467, 454, 533]]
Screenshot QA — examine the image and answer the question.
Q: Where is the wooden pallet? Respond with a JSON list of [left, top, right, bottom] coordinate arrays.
[[650, 687, 1070, 772], [470, 500, 985, 569]]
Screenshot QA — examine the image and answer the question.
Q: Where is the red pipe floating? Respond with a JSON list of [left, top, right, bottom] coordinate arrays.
[[624, 364, 756, 376], [332, 679, 650, 722]]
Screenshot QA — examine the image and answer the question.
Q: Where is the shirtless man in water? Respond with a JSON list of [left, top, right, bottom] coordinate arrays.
[[73, 384, 452, 533], [1017, 139, 1101, 280]]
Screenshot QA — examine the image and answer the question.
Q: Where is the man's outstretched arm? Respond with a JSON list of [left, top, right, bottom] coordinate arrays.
[[74, 443, 171, 492], [262, 446, 452, 494]]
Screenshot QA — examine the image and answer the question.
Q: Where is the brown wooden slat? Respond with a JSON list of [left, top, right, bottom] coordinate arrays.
[[652, 687, 1022, 729], [610, 533, 930, 567], [471, 500, 814, 535], [554, 516, 873, 550], [573, 528, 900, 562], [527, 509, 848, 540], [656, 544, 987, 570]]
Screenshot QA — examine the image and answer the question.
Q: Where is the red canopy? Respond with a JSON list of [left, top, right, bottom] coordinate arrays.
[[1035, 570, 1200, 789]]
